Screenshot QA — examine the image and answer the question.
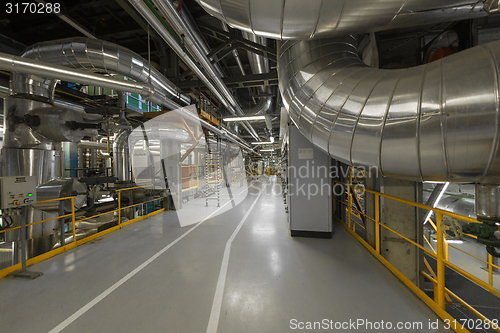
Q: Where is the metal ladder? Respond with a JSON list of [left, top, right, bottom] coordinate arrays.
[[205, 135, 221, 207]]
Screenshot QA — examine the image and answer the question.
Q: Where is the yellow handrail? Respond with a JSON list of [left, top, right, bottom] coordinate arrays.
[[339, 168, 500, 333]]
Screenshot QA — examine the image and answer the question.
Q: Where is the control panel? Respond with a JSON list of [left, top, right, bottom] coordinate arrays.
[[0, 176, 37, 209]]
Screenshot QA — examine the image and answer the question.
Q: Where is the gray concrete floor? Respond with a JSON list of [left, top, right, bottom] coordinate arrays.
[[0, 176, 451, 332]]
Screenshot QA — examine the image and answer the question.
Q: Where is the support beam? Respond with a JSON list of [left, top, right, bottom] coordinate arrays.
[[198, 23, 276, 61], [381, 177, 424, 289], [175, 72, 278, 90]]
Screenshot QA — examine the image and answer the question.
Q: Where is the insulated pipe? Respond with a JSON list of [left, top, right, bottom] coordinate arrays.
[[0, 52, 155, 100], [134, 0, 260, 141], [241, 31, 273, 116], [11, 37, 189, 107], [220, 22, 246, 76], [114, 129, 132, 182], [150, 0, 238, 110], [0, 47, 256, 154], [278, 37, 500, 183], [78, 141, 109, 150], [196, 0, 486, 40], [174, 0, 225, 78]]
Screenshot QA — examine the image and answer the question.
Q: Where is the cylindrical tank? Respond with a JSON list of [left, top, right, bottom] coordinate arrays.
[[34, 178, 87, 212]]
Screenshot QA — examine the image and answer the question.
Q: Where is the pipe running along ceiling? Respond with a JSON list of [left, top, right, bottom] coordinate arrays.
[[195, 0, 486, 40], [11, 37, 190, 108], [0, 41, 255, 154]]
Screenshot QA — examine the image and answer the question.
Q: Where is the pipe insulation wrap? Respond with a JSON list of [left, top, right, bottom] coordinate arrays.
[[196, 0, 485, 40], [278, 37, 500, 183], [11, 37, 190, 106]]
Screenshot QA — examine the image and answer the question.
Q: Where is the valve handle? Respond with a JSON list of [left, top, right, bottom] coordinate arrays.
[[440, 217, 463, 240]]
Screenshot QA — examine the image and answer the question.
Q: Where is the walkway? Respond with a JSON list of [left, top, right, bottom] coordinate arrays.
[[0, 176, 450, 332]]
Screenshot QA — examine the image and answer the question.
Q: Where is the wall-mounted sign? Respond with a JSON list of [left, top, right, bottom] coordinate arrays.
[[298, 148, 313, 159]]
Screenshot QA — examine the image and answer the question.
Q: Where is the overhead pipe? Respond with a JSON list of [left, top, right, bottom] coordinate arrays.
[[1, 83, 88, 113], [0, 51, 155, 101], [241, 31, 273, 137], [0, 50, 255, 155], [132, 0, 260, 141], [220, 22, 246, 77], [173, 0, 225, 78], [35, 0, 97, 39], [195, 0, 486, 40], [241, 31, 273, 117], [11, 37, 189, 107]]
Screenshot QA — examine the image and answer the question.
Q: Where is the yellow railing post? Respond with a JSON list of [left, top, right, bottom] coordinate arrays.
[[489, 254, 493, 286], [347, 185, 352, 230], [71, 197, 76, 243], [436, 212, 445, 309], [118, 191, 122, 228], [444, 241, 449, 262], [375, 193, 380, 254]]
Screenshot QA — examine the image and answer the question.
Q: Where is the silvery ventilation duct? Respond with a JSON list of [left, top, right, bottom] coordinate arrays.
[[278, 37, 500, 183], [12, 37, 190, 107], [195, 0, 486, 40]]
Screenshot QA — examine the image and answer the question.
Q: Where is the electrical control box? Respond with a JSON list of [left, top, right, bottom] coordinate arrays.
[[0, 176, 37, 209]]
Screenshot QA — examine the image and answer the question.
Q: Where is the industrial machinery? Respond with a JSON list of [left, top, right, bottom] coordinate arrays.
[[0, 176, 37, 209], [0, 37, 250, 269]]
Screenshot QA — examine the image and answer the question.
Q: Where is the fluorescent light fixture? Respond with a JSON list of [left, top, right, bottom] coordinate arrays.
[[270, 137, 275, 143], [251, 142, 273, 145], [446, 240, 463, 244], [431, 238, 463, 244], [424, 182, 449, 225], [260, 149, 274, 152], [223, 115, 266, 122]]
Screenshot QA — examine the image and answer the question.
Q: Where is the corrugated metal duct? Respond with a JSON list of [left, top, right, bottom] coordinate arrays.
[[195, 0, 485, 40], [278, 37, 500, 183]]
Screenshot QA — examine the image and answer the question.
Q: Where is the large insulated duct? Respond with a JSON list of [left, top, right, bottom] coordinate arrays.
[[278, 37, 500, 184], [11, 37, 189, 107], [195, 0, 485, 40]]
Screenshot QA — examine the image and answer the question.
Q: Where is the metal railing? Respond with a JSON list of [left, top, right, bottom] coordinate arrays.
[[0, 185, 165, 279], [335, 171, 500, 333]]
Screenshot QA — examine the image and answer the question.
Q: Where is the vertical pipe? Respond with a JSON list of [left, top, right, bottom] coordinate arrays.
[[78, 147, 84, 178], [71, 197, 76, 243], [375, 194, 380, 254], [205, 151, 209, 207], [436, 212, 445, 310]]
